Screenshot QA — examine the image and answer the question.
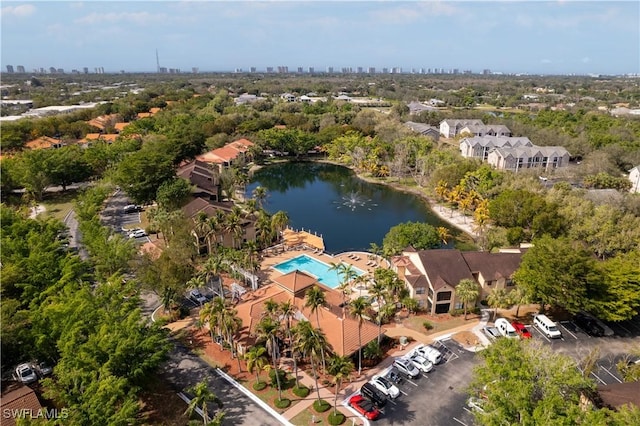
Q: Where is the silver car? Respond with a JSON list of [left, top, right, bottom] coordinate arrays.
[[15, 363, 38, 384], [409, 353, 434, 373], [393, 358, 420, 379]]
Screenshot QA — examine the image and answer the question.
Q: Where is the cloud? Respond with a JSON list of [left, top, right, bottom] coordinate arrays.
[[1, 4, 36, 17], [75, 11, 168, 26]]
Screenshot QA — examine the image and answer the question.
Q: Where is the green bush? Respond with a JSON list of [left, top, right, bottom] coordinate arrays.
[[253, 381, 267, 391], [268, 368, 288, 387], [274, 398, 291, 409], [292, 385, 310, 398], [328, 412, 346, 425], [423, 320, 434, 330], [313, 399, 331, 413]]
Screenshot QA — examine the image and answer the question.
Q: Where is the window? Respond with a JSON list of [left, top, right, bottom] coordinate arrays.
[[428, 288, 434, 298], [486, 280, 493, 287], [437, 291, 452, 302], [416, 287, 426, 295], [455, 302, 464, 309], [506, 279, 515, 287]]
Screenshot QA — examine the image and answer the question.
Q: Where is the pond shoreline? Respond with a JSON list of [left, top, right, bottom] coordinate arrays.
[[250, 158, 480, 243]]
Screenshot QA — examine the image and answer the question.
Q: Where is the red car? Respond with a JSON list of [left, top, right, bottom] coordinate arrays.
[[511, 321, 532, 339], [349, 394, 381, 420]]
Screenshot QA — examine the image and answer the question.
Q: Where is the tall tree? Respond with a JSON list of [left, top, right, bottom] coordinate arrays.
[[349, 296, 372, 376], [304, 286, 328, 371], [245, 346, 269, 385], [255, 316, 283, 401], [184, 379, 220, 425], [456, 279, 480, 320], [486, 288, 511, 321], [327, 355, 354, 417], [294, 320, 329, 403]]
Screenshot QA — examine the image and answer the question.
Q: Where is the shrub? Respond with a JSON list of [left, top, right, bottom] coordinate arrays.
[[292, 385, 310, 398], [328, 412, 346, 425], [423, 321, 434, 330], [253, 381, 267, 391], [313, 399, 331, 413], [274, 398, 291, 409], [268, 368, 287, 387]]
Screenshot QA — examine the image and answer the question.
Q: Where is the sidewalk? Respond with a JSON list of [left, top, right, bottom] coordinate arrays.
[[281, 317, 487, 422]]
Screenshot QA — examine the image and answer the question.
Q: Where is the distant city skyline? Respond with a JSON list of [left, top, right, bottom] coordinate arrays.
[[1, 1, 638, 76]]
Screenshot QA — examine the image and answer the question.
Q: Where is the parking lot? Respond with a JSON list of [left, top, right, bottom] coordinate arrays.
[[368, 314, 640, 426], [374, 338, 479, 426]]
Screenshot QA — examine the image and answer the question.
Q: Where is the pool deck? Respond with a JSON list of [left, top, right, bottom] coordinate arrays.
[[258, 247, 389, 295]]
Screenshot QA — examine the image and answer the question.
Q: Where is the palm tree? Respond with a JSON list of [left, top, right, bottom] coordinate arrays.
[[224, 208, 244, 249], [435, 179, 450, 203], [375, 302, 397, 345], [199, 299, 220, 344], [305, 286, 328, 371], [245, 346, 269, 385], [327, 355, 354, 417], [185, 379, 218, 425], [255, 316, 283, 401], [202, 252, 226, 300], [252, 186, 268, 209], [509, 285, 530, 318], [264, 299, 280, 319], [456, 279, 480, 320], [487, 288, 512, 321], [279, 300, 299, 387], [436, 226, 452, 246], [270, 210, 289, 238], [349, 296, 372, 376], [223, 307, 243, 369], [255, 211, 274, 248], [161, 286, 177, 316], [294, 320, 329, 403]]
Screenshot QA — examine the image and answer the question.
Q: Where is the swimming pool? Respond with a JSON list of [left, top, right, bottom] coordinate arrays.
[[273, 254, 365, 289]]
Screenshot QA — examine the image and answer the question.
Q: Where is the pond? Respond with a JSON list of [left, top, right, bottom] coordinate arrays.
[[246, 161, 460, 253]]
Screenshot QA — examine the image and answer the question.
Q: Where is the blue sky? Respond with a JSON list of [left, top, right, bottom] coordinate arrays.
[[1, 1, 638, 75]]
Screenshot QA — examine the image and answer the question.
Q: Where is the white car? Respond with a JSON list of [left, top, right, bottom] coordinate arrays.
[[409, 353, 434, 373], [128, 229, 147, 239], [15, 363, 38, 384], [189, 289, 207, 305], [393, 358, 420, 379], [412, 343, 443, 365], [370, 375, 400, 399]]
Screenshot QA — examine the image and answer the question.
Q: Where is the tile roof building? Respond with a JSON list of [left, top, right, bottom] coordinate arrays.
[[487, 145, 570, 172], [460, 136, 533, 160], [25, 136, 65, 150], [1, 385, 44, 426], [177, 160, 221, 201], [196, 139, 255, 169], [404, 121, 440, 141]]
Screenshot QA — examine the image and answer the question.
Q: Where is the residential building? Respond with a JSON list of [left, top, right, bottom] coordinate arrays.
[[1, 385, 45, 426], [182, 197, 257, 251], [195, 138, 255, 170], [460, 136, 533, 160], [177, 160, 221, 201], [458, 123, 512, 138], [487, 145, 570, 172], [629, 166, 640, 193], [439, 119, 484, 138], [234, 93, 265, 105], [87, 114, 119, 131], [79, 133, 119, 144], [6, 65, 14, 73], [404, 121, 440, 141], [392, 248, 522, 314], [406, 101, 437, 115], [25, 136, 65, 150], [17, 65, 25, 73], [280, 93, 296, 102]]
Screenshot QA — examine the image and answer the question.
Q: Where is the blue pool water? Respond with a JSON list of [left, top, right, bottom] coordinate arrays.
[[273, 254, 365, 289]]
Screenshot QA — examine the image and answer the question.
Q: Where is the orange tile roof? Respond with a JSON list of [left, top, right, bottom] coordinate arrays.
[[87, 114, 118, 130], [84, 133, 102, 140], [196, 139, 255, 164], [114, 122, 130, 132], [273, 270, 317, 295], [80, 133, 119, 144], [25, 136, 63, 150], [137, 112, 152, 119], [149, 107, 161, 114], [1, 385, 43, 426]]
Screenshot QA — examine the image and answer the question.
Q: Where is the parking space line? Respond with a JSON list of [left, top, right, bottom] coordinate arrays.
[[613, 322, 633, 335], [399, 389, 408, 396], [422, 373, 430, 379], [463, 407, 473, 414], [559, 322, 578, 340], [531, 326, 551, 343], [600, 366, 622, 383], [405, 379, 419, 387], [590, 371, 607, 385], [452, 417, 469, 426]]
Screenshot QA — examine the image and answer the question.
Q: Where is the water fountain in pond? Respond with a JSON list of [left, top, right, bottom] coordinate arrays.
[[335, 192, 377, 211]]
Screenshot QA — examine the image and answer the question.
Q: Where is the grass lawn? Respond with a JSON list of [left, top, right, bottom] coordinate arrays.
[[239, 377, 301, 414], [38, 190, 80, 221], [404, 313, 480, 336]]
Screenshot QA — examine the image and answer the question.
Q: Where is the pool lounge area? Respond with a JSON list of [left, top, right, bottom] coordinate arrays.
[[273, 254, 365, 289]]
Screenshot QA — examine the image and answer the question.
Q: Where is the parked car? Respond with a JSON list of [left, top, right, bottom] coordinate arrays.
[[15, 363, 38, 384], [412, 343, 442, 364], [128, 229, 147, 239], [393, 358, 420, 379], [574, 313, 604, 337], [32, 361, 52, 377], [360, 382, 387, 408], [386, 368, 403, 385], [349, 394, 381, 420], [533, 314, 562, 339], [511, 321, 532, 339], [495, 318, 519, 339], [123, 204, 141, 213], [409, 353, 434, 373], [189, 289, 207, 305], [483, 326, 501, 340], [370, 375, 400, 399]]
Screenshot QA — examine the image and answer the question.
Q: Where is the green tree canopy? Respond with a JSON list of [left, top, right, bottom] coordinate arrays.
[[382, 221, 440, 256]]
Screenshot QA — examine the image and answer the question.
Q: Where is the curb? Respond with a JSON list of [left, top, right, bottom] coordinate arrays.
[[215, 368, 294, 426]]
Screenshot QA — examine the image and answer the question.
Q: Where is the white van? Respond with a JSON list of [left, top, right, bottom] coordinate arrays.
[[412, 343, 443, 365], [495, 318, 519, 339], [533, 314, 562, 339]]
